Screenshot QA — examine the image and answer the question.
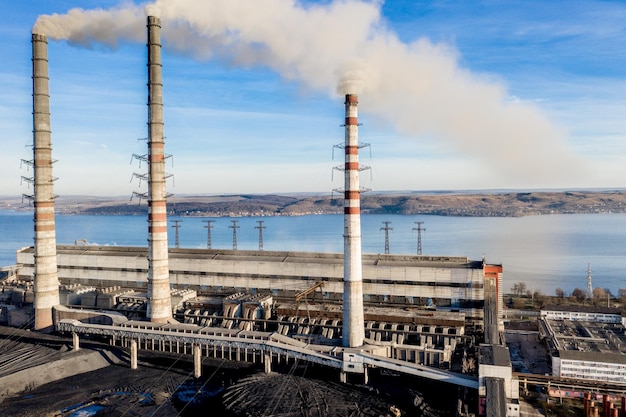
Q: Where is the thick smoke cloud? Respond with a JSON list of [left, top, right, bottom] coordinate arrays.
[[33, 6, 145, 47], [32, 0, 583, 183]]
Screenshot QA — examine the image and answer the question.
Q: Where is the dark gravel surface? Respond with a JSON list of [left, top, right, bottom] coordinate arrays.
[[0, 327, 458, 417]]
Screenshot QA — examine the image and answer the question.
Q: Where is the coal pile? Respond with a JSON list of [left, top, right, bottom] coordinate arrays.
[[221, 373, 403, 417]]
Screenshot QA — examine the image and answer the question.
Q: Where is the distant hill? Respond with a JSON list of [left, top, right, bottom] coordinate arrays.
[[3, 190, 626, 217]]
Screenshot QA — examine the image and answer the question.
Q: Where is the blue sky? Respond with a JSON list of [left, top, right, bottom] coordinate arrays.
[[2, 0, 626, 196]]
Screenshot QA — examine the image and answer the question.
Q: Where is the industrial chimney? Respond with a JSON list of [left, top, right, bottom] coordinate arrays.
[[31, 33, 60, 331], [342, 94, 365, 347], [145, 16, 172, 323]]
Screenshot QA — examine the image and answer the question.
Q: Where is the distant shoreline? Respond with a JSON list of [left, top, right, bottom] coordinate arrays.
[[2, 190, 626, 218]]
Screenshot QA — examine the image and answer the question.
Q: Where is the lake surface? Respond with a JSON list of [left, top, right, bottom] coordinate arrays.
[[1, 210, 625, 296]]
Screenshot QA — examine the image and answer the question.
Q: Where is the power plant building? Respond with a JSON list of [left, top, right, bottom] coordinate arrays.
[[15, 245, 499, 324], [3, 14, 528, 415], [17, 18, 509, 404]]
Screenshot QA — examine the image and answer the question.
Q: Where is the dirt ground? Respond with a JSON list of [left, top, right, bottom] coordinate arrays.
[[0, 326, 460, 417], [0, 338, 257, 417], [0, 355, 462, 417], [505, 330, 551, 375], [0, 352, 457, 417], [0, 360, 191, 417]]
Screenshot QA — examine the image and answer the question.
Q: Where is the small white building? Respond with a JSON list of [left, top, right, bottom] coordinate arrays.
[[539, 306, 626, 385], [541, 305, 623, 324], [553, 350, 626, 384]]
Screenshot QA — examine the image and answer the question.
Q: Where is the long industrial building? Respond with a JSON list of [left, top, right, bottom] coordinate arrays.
[[15, 245, 499, 323]]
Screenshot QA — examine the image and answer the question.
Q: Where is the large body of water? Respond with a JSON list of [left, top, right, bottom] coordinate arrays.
[[1, 210, 625, 296]]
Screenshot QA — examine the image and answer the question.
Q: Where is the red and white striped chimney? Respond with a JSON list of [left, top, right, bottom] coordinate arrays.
[[146, 16, 172, 323], [31, 33, 60, 331], [342, 94, 365, 347]]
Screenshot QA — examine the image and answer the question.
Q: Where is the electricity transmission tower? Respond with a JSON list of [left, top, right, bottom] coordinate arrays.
[[255, 220, 266, 251], [202, 220, 215, 249], [413, 221, 425, 255], [380, 221, 392, 254], [229, 220, 240, 250], [586, 263, 593, 299], [171, 220, 182, 248]]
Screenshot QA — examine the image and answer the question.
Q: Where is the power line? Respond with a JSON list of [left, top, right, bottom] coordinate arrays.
[[380, 221, 392, 254], [412, 221, 425, 255], [255, 220, 266, 251], [202, 220, 215, 249], [229, 220, 240, 250], [171, 220, 182, 248], [586, 262, 593, 299]]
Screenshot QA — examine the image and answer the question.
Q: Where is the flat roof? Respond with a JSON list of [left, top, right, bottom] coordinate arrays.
[[479, 344, 512, 367], [543, 318, 626, 363], [558, 349, 626, 365], [18, 245, 485, 269], [542, 305, 623, 316], [484, 377, 507, 416]]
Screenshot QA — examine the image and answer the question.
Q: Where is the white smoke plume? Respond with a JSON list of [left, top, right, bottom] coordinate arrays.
[[32, 0, 583, 183], [33, 4, 145, 47]]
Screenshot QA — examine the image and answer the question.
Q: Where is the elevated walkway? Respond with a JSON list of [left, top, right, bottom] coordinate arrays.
[[357, 351, 478, 389], [57, 319, 343, 369], [0, 265, 18, 281], [57, 319, 477, 388]]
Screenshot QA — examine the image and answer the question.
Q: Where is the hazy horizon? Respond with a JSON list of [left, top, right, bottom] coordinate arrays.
[[3, 186, 626, 200]]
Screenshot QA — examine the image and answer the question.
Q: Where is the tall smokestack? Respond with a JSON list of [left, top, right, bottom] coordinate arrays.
[[342, 94, 365, 347], [31, 33, 60, 331], [146, 16, 172, 323]]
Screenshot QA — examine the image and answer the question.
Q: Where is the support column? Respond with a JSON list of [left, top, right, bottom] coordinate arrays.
[[194, 344, 202, 379], [264, 353, 272, 374], [72, 332, 79, 351], [130, 339, 138, 370]]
